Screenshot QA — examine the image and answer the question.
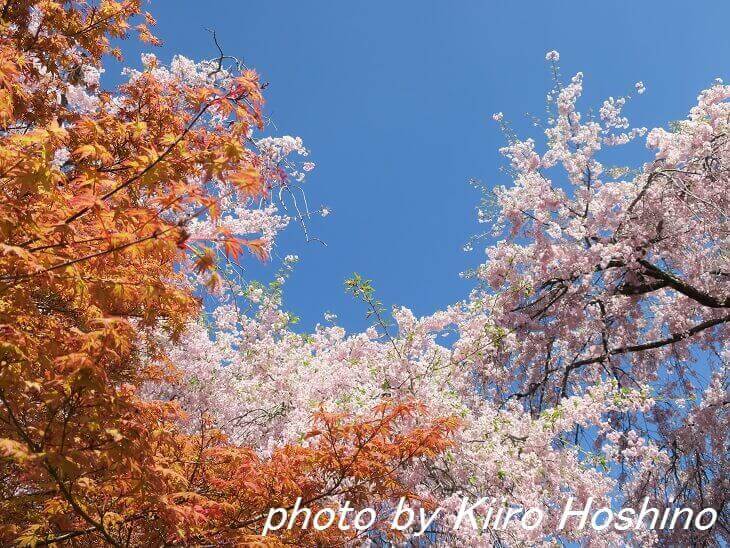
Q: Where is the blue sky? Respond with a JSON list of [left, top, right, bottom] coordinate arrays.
[[114, 1, 729, 332]]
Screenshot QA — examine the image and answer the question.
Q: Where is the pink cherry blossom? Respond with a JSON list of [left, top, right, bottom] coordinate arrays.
[[141, 54, 728, 545]]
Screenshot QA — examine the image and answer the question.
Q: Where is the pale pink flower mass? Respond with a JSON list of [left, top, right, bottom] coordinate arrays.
[[136, 53, 729, 545]]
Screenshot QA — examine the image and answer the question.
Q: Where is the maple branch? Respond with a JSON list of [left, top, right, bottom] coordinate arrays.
[[0, 390, 120, 546], [3, 186, 229, 287], [193, 409, 452, 542], [1, 228, 174, 285], [0, 0, 11, 22], [35, 515, 145, 546], [63, 103, 213, 226], [35, 526, 100, 546], [44, 464, 122, 547]]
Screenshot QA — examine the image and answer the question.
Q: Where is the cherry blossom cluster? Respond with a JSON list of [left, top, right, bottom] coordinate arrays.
[[148, 51, 728, 545]]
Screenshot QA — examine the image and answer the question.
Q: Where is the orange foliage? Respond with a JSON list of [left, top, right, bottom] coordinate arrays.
[[0, 2, 456, 545]]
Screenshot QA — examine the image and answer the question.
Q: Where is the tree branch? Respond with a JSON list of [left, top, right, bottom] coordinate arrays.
[[571, 314, 730, 368]]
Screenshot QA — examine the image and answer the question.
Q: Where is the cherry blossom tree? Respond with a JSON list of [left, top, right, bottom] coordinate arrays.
[[466, 56, 728, 545], [162, 54, 728, 546]]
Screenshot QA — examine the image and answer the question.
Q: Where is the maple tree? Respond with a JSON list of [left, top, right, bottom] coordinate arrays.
[[0, 1, 456, 545]]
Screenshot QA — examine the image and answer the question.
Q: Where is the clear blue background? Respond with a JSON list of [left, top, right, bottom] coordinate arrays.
[[114, 0, 729, 332]]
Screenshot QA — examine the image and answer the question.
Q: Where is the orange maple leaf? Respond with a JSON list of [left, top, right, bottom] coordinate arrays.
[[228, 167, 263, 197]]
